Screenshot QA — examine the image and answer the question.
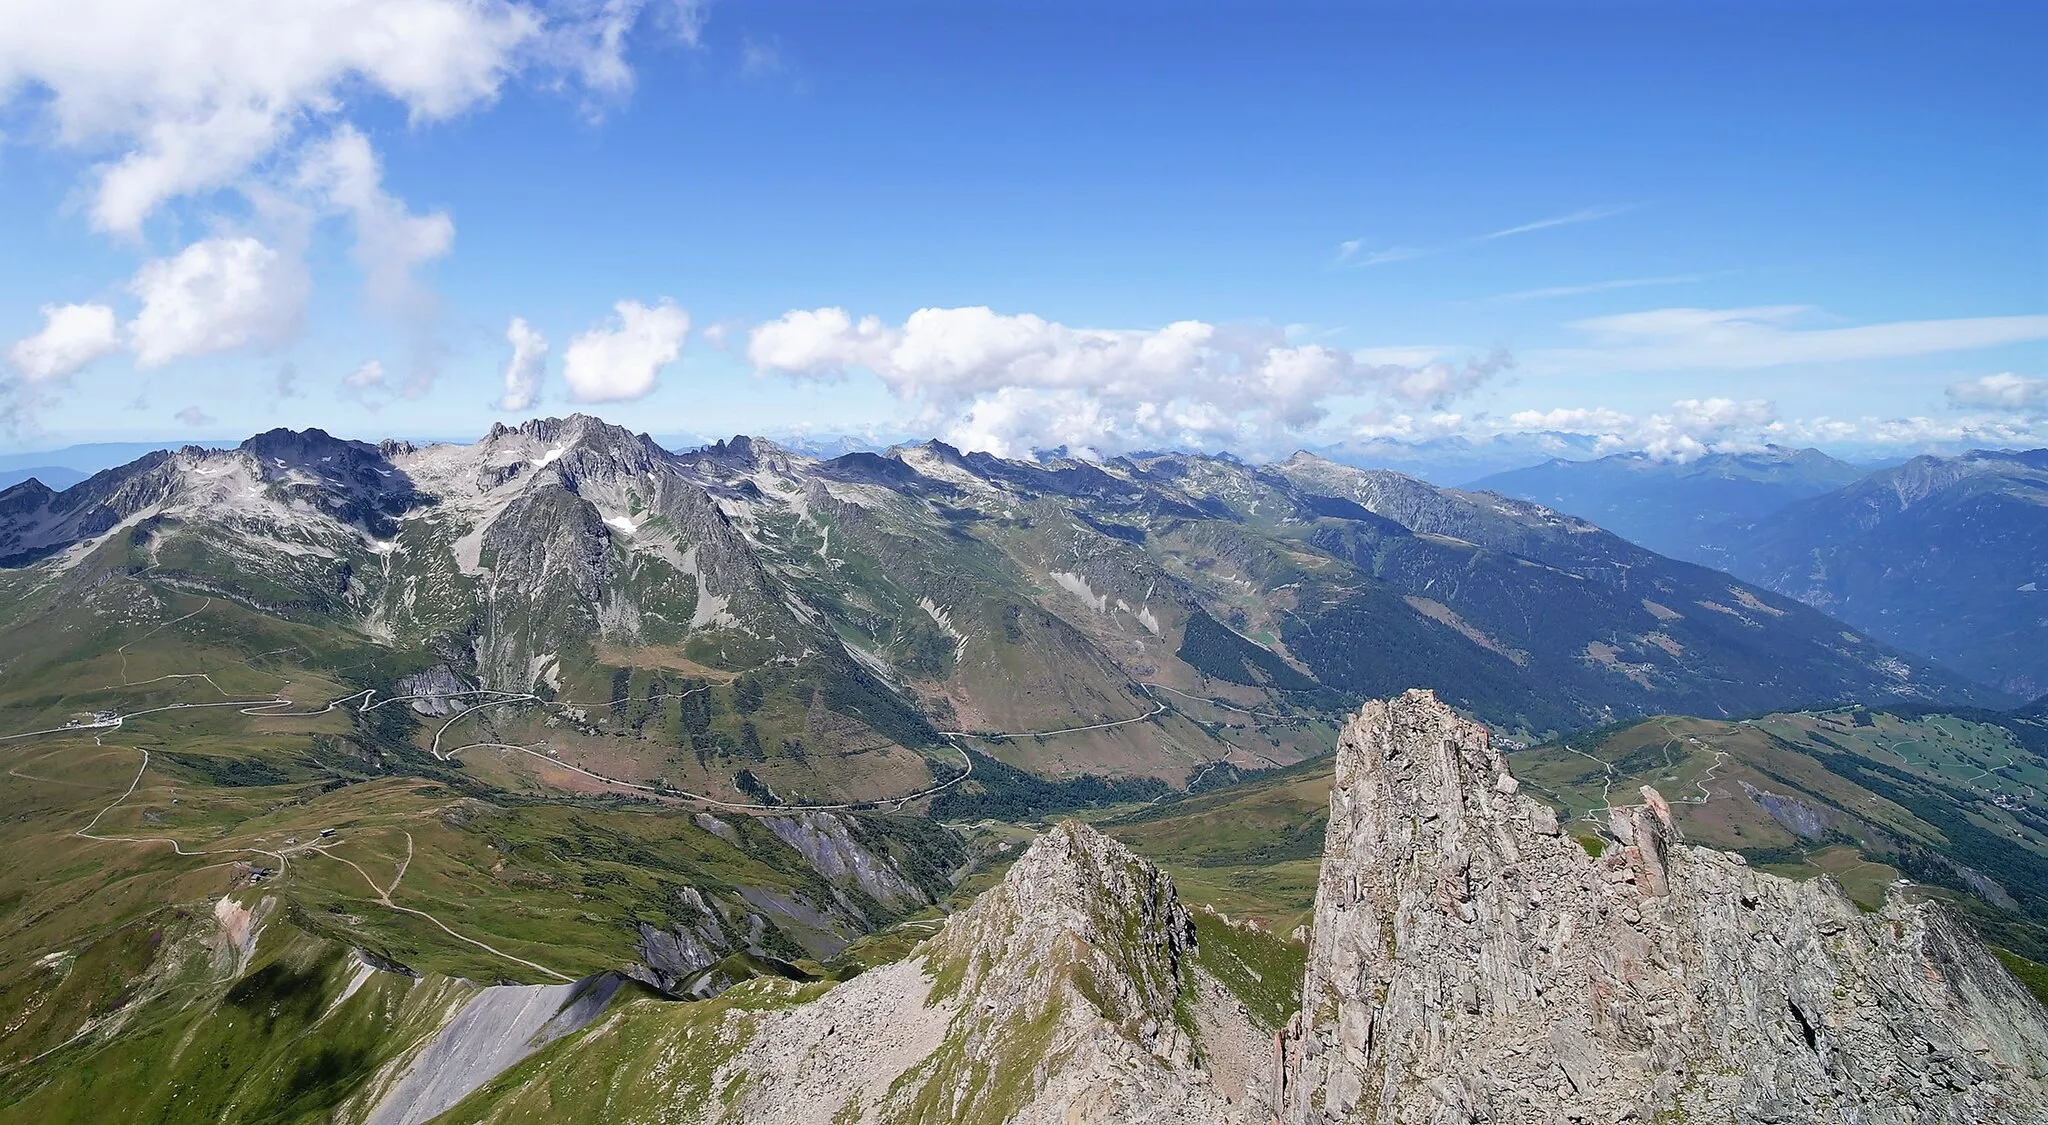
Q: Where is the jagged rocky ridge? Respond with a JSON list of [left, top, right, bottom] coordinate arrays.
[[705, 820, 1254, 1124], [1265, 690, 2048, 1123], [371, 693, 2048, 1123]]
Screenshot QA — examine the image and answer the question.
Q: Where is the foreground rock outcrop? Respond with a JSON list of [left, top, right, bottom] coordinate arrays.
[[334, 693, 2048, 1125], [717, 820, 1253, 1124], [1264, 689, 2048, 1124]]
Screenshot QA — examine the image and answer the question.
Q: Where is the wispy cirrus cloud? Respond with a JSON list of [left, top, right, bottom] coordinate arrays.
[[1331, 239, 1435, 269], [1334, 203, 1635, 270], [1473, 203, 1636, 242], [1538, 306, 2048, 372], [741, 36, 787, 80], [1495, 273, 1702, 302]]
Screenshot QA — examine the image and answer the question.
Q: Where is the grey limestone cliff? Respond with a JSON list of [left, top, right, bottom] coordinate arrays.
[[1264, 689, 2048, 1124]]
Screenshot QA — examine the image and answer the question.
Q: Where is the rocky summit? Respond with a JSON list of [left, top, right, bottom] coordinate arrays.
[[1265, 690, 2048, 1124], [710, 818, 1257, 1125]]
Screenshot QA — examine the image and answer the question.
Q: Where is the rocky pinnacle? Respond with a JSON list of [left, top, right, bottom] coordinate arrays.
[[1264, 689, 2048, 1124]]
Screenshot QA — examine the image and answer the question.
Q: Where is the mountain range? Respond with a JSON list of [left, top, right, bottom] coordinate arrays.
[[1479, 446, 2048, 700], [1472, 444, 1869, 566], [1730, 449, 2048, 699], [0, 415, 1992, 793]]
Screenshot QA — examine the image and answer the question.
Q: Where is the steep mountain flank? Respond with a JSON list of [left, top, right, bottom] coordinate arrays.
[[359, 974, 628, 1125], [0, 450, 180, 565], [1267, 691, 2048, 1123], [1254, 453, 1991, 730]]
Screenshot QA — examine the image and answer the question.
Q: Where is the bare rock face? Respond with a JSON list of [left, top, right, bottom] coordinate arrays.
[[884, 819, 1242, 1125], [920, 818, 1200, 1071], [716, 821, 1248, 1125], [1265, 689, 2048, 1124], [631, 885, 733, 997], [761, 810, 928, 907], [362, 973, 626, 1125]]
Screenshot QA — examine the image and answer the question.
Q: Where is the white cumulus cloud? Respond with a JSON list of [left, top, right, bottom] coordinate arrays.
[[126, 236, 306, 368], [7, 303, 121, 383], [0, 0, 689, 385], [747, 305, 1509, 457], [0, 0, 687, 236], [344, 359, 388, 390], [0, 0, 550, 235], [498, 316, 549, 411], [1502, 406, 1638, 434], [1634, 398, 1779, 460], [1486, 398, 1779, 462], [1947, 372, 2046, 412], [1775, 413, 2046, 449], [1417, 397, 2045, 462], [563, 299, 688, 402], [296, 124, 454, 311]]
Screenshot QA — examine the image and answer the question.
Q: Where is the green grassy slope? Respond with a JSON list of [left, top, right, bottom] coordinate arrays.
[[0, 572, 980, 1120], [0, 912, 471, 1125]]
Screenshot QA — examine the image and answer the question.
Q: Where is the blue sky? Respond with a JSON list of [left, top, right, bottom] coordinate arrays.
[[0, 0, 2042, 461]]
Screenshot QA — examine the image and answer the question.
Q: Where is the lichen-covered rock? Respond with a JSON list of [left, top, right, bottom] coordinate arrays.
[[1262, 689, 2048, 1124]]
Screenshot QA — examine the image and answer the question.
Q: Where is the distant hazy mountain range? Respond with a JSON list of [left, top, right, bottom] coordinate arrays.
[[0, 439, 238, 476], [1473, 445, 1869, 566], [1302, 431, 1611, 485], [1731, 449, 2048, 699], [0, 440, 246, 494], [1478, 445, 2048, 700], [0, 467, 85, 492]]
